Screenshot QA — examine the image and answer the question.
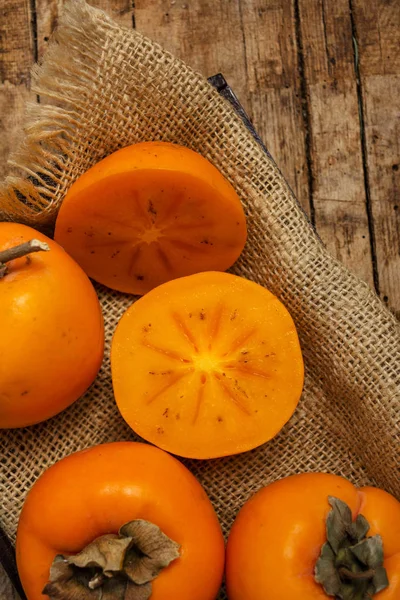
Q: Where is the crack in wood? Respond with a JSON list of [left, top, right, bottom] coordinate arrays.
[[237, 0, 249, 89], [29, 0, 40, 104], [348, 0, 380, 296], [294, 0, 316, 226], [30, 0, 39, 64], [320, 0, 332, 74]]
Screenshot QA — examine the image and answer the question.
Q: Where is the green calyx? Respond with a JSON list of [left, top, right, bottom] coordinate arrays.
[[43, 520, 180, 600], [314, 496, 389, 600]]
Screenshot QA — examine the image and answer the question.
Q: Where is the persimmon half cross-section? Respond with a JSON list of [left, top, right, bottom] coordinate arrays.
[[54, 142, 247, 294], [111, 272, 304, 459]]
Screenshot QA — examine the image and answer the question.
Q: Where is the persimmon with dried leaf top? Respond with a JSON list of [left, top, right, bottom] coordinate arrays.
[[226, 473, 400, 600], [16, 442, 225, 600], [54, 141, 247, 294], [111, 271, 304, 459], [0, 222, 104, 428]]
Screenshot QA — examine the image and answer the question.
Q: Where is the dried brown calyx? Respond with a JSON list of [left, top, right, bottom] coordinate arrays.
[[314, 496, 389, 600], [43, 520, 180, 600], [0, 239, 49, 278]]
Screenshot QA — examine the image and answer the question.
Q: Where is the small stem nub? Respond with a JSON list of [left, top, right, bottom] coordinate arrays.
[[339, 567, 376, 581], [88, 573, 107, 590], [0, 239, 50, 278]]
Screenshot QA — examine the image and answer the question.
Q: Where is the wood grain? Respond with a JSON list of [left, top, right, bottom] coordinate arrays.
[[135, 0, 310, 214], [36, 0, 134, 56], [135, 1, 248, 110], [0, 562, 20, 599], [352, 0, 400, 316], [0, 0, 35, 180], [237, 0, 310, 214], [297, 0, 374, 285]]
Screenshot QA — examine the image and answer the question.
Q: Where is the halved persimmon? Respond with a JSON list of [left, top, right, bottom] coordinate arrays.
[[111, 272, 304, 459], [54, 142, 247, 294]]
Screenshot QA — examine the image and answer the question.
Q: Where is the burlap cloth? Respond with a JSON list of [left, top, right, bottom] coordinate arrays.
[[1, 2, 399, 597]]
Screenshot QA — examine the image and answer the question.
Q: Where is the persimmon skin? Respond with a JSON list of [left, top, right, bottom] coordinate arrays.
[[16, 442, 225, 600], [0, 222, 104, 428], [225, 473, 400, 600], [111, 271, 304, 459], [54, 141, 247, 294]]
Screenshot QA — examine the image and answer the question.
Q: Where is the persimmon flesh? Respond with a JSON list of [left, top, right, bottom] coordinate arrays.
[[54, 142, 247, 294], [111, 272, 304, 459]]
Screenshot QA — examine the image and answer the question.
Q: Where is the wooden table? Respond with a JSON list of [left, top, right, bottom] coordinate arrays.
[[1, 0, 400, 316], [0, 0, 399, 596]]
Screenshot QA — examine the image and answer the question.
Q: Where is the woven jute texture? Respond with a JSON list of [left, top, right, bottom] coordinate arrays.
[[1, 2, 399, 597]]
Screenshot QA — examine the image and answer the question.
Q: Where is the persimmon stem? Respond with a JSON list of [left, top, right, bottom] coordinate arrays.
[[0, 239, 49, 278], [338, 567, 376, 581], [88, 573, 106, 590]]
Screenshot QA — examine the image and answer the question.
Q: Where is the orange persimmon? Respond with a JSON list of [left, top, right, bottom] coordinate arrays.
[[226, 473, 400, 600], [111, 271, 304, 459], [54, 141, 247, 295], [0, 222, 104, 428], [16, 441, 225, 600]]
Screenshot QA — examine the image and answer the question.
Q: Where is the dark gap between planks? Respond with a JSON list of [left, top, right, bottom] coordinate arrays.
[[349, 0, 380, 296], [293, 0, 316, 227]]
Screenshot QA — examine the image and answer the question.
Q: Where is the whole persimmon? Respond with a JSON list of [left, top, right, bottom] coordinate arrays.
[[16, 441, 225, 600], [226, 473, 400, 600], [54, 141, 247, 295], [0, 222, 104, 428]]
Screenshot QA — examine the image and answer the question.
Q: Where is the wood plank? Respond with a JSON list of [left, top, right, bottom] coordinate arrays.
[[297, 0, 374, 286], [0, 4, 33, 592], [0, 562, 20, 600], [134, 1, 248, 113], [36, 0, 134, 57], [5, 0, 398, 311], [0, 0, 35, 180], [237, 0, 310, 214], [351, 0, 400, 317], [135, 0, 310, 215], [0, 84, 32, 181]]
